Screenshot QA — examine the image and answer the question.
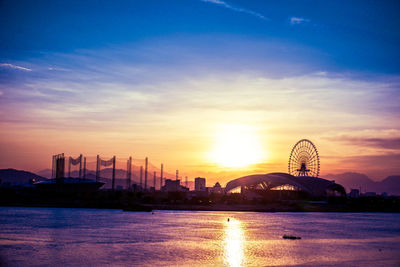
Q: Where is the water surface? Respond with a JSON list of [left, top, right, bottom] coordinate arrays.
[[1, 207, 399, 266]]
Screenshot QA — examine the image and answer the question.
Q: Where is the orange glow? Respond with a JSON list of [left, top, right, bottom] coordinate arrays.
[[209, 125, 266, 168]]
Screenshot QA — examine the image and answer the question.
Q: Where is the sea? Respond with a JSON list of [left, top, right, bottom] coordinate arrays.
[[0, 207, 399, 266]]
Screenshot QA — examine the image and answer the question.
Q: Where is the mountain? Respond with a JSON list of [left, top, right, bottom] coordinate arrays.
[[324, 172, 375, 190], [0, 169, 47, 185], [36, 169, 52, 178], [379, 176, 400, 195], [324, 172, 400, 195]]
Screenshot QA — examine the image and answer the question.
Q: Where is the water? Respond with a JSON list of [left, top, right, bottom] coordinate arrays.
[[0, 207, 399, 266]]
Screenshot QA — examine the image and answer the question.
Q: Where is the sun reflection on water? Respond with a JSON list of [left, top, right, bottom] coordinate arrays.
[[224, 218, 245, 267]]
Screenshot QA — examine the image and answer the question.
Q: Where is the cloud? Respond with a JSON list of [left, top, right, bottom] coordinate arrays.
[[328, 153, 400, 179], [1, 41, 399, 177], [326, 136, 400, 150], [47, 67, 70, 72], [201, 0, 267, 20], [290, 17, 310, 25], [0, 63, 32, 71]]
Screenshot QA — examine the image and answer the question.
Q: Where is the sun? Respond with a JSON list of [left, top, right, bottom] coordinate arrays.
[[210, 125, 266, 168]]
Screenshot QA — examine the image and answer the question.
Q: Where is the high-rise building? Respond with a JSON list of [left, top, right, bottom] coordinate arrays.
[[195, 177, 206, 191]]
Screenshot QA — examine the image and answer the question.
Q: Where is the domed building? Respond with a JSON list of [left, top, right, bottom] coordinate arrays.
[[225, 172, 346, 198]]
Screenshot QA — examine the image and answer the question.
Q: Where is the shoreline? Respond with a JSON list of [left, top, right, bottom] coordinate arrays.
[[1, 187, 399, 213], [1, 202, 399, 213]]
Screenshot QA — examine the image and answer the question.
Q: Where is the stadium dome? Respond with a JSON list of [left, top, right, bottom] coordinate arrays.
[[225, 172, 345, 197]]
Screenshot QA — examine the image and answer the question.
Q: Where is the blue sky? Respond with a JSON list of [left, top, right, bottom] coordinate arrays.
[[0, 0, 399, 180], [1, 0, 399, 74]]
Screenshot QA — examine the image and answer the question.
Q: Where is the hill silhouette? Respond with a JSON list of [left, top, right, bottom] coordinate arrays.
[[324, 172, 400, 195], [0, 169, 47, 184]]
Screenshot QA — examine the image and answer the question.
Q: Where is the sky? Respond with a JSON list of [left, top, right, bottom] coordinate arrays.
[[0, 0, 399, 184]]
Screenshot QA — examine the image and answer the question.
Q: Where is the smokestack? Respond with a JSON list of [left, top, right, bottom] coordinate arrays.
[[127, 156, 132, 189], [83, 157, 86, 179], [79, 154, 82, 178], [96, 155, 100, 182], [160, 163, 163, 190], [68, 157, 71, 178], [153, 171, 156, 189], [140, 166, 143, 189], [144, 157, 148, 190], [112, 156, 116, 191], [52, 155, 55, 179], [176, 170, 179, 191]]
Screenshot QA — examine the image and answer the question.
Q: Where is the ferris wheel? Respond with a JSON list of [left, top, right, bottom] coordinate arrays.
[[288, 139, 320, 177]]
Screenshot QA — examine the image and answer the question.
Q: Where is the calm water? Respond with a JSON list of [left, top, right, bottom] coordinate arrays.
[[0, 207, 399, 266]]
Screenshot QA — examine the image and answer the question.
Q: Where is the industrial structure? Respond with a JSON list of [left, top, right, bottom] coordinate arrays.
[[36, 153, 171, 192], [35, 153, 104, 192]]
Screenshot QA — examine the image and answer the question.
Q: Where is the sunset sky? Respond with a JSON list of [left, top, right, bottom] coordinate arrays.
[[0, 0, 399, 184]]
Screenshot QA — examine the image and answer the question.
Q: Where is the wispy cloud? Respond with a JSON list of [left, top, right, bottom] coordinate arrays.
[[201, 0, 267, 20], [329, 153, 400, 179], [290, 17, 310, 25], [326, 135, 400, 150], [0, 63, 32, 71]]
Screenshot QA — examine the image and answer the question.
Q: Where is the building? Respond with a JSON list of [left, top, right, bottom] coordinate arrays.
[[195, 177, 206, 191], [225, 172, 346, 198], [349, 189, 360, 198], [209, 182, 224, 194], [161, 179, 189, 192]]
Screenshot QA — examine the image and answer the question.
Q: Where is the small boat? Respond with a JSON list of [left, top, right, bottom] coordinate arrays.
[[283, 235, 301, 240], [123, 205, 153, 212]]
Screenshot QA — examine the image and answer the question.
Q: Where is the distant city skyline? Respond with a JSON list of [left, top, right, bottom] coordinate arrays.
[[0, 0, 399, 182]]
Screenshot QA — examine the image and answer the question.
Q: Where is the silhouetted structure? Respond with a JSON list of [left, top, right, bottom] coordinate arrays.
[[175, 170, 179, 191], [68, 154, 82, 178], [140, 166, 143, 189], [288, 139, 320, 177], [162, 179, 189, 192], [52, 153, 65, 179], [210, 182, 223, 194], [195, 177, 206, 191], [96, 155, 116, 189], [349, 189, 360, 198], [160, 163, 163, 190], [144, 157, 148, 190], [225, 173, 346, 198], [126, 156, 132, 189], [36, 153, 104, 192], [83, 157, 87, 179]]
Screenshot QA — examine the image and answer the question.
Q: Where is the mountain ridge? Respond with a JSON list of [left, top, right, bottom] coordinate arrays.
[[324, 172, 400, 195]]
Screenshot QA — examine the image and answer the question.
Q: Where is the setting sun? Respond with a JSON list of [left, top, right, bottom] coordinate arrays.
[[210, 125, 266, 168]]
